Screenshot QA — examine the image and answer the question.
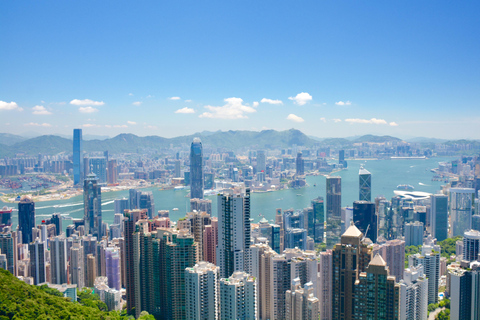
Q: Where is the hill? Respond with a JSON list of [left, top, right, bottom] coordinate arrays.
[[354, 135, 402, 143], [0, 269, 126, 319], [0, 133, 26, 146]]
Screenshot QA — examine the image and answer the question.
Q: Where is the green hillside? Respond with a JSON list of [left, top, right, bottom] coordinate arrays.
[[0, 269, 126, 319], [0, 133, 26, 146]]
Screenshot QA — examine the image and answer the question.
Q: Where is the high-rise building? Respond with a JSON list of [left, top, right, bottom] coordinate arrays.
[[70, 238, 85, 289], [256, 150, 266, 173], [89, 157, 107, 183], [107, 159, 117, 184], [186, 210, 210, 261], [310, 197, 325, 243], [353, 254, 400, 320], [190, 198, 212, 215], [190, 138, 204, 199], [86, 254, 97, 287], [296, 152, 304, 176], [203, 217, 218, 265], [219, 271, 257, 320], [250, 242, 276, 320], [448, 262, 480, 320], [114, 198, 129, 214], [332, 223, 372, 320], [185, 261, 219, 320], [284, 228, 308, 250], [359, 167, 371, 202], [352, 201, 377, 243], [405, 222, 424, 246], [18, 196, 35, 244], [49, 213, 62, 236], [217, 188, 251, 278], [463, 229, 480, 262], [73, 128, 83, 186], [276, 209, 285, 253], [105, 247, 121, 291], [326, 176, 342, 248], [319, 250, 333, 320], [285, 279, 320, 320], [399, 265, 428, 320], [371, 239, 405, 281], [0, 230, 17, 275], [0, 206, 13, 231], [84, 173, 102, 238], [49, 235, 67, 285], [257, 219, 281, 254], [174, 159, 181, 178], [409, 246, 440, 304], [430, 194, 448, 241], [449, 188, 475, 237], [138, 191, 155, 219], [29, 238, 47, 285]]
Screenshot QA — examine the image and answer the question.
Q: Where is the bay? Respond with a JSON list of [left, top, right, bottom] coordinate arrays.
[[1, 157, 453, 231]]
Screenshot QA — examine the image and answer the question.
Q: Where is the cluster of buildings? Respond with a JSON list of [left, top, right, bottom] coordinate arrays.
[[3, 129, 480, 319]]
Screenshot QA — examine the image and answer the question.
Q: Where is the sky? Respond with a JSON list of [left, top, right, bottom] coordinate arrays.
[[0, 1, 479, 139]]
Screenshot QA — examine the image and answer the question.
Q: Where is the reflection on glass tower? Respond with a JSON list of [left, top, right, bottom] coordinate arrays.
[[73, 129, 83, 186], [326, 176, 342, 248], [84, 173, 102, 238], [359, 166, 371, 202], [190, 138, 203, 199]]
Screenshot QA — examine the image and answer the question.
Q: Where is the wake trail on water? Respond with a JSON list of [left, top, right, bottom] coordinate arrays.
[[418, 182, 430, 186], [101, 200, 114, 206], [36, 202, 83, 210]]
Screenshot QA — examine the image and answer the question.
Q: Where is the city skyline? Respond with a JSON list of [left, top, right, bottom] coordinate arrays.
[[1, 1, 479, 139]]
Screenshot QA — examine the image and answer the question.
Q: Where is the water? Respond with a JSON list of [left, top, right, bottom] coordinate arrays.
[[1, 157, 453, 230]]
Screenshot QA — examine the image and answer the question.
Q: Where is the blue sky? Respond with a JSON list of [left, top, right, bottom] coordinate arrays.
[[1, 1, 479, 139]]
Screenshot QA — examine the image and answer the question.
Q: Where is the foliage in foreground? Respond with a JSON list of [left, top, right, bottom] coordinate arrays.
[[0, 269, 153, 319]]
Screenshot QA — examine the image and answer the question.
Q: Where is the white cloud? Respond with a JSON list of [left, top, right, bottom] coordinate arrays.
[[0, 101, 19, 110], [127, 121, 137, 125], [24, 122, 51, 127], [146, 95, 153, 98], [128, 93, 133, 96], [389, 122, 399, 127], [70, 99, 105, 106], [185, 99, 192, 103], [199, 97, 256, 119], [253, 101, 259, 108], [79, 106, 98, 113], [169, 96, 181, 100], [320, 117, 326, 123], [132, 101, 142, 106], [288, 92, 312, 106], [335, 101, 352, 106], [333, 119, 342, 123], [114, 124, 128, 128], [105, 125, 112, 128], [146, 125, 158, 129], [286, 114, 305, 123], [261, 98, 283, 105], [32, 105, 52, 115], [175, 107, 195, 114], [83, 124, 100, 128], [345, 118, 389, 125]]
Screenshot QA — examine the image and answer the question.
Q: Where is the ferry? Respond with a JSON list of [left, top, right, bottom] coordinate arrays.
[[396, 184, 414, 191], [172, 208, 179, 211]]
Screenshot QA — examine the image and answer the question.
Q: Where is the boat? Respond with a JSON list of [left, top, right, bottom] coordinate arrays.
[[172, 208, 179, 211], [396, 184, 414, 191]]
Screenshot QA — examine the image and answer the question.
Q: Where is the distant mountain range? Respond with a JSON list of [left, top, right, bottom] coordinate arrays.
[[0, 130, 477, 157]]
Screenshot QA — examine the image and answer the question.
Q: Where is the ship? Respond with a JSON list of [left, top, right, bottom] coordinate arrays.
[[396, 184, 414, 191]]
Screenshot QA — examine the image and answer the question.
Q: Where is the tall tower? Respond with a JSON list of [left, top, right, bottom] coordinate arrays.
[[18, 196, 35, 244], [216, 188, 251, 278], [326, 176, 342, 248], [296, 152, 304, 176], [319, 250, 333, 320], [332, 223, 372, 320], [49, 235, 67, 285], [29, 238, 47, 285], [84, 173, 102, 238], [256, 150, 266, 173], [311, 197, 325, 243], [430, 194, 448, 241], [185, 261, 219, 320], [353, 201, 377, 243], [73, 128, 83, 186], [449, 188, 475, 237], [190, 137, 204, 199], [359, 167, 371, 202], [285, 279, 320, 320], [219, 271, 257, 320]]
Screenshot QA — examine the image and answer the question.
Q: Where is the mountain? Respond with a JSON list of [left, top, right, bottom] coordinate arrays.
[[353, 135, 402, 143], [0, 133, 27, 146], [11, 135, 72, 155]]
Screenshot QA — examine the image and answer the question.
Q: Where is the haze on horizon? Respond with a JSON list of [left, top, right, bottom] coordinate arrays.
[[0, 1, 479, 140]]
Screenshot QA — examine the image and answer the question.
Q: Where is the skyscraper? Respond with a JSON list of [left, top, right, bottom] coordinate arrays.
[[296, 152, 304, 176], [107, 159, 118, 184], [84, 173, 102, 238], [89, 157, 107, 183], [73, 128, 83, 186], [203, 217, 218, 264], [190, 137, 204, 199], [319, 250, 333, 320], [359, 167, 371, 202], [219, 271, 257, 320], [353, 254, 400, 320], [105, 247, 121, 291], [0, 231, 16, 275], [463, 229, 480, 262], [332, 223, 372, 320], [285, 279, 320, 320], [18, 195, 35, 244], [449, 187, 475, 237], [399, 265, 428, 320], [29, 238, 47, 285], [326, 176, 342, 248], [311, 197, 325, 243], [430, 194, 448, 241], [408, 246, 440, 304], [217, 188, 251, 278], [448, 262, 480, 320], [256, 150, 266, 173], [50, 235, 67, 285], [185, 261, 219, 320], [352, 201, 377, 243]]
